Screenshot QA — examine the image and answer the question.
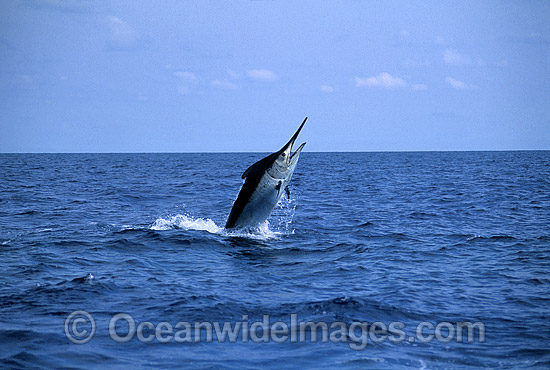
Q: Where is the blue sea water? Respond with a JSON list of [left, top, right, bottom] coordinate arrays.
[[0, 151, 549, 369]]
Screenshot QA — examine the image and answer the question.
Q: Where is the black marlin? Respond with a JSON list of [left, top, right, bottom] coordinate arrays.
[[225, 117, 307, 229]]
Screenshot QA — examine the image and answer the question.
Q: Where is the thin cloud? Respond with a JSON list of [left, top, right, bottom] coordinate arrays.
[[399, 30, 411, 40], [106, 16, 137, 50], [174, 71, 197, 82], [227, 69, 240, 79], [247, 69, 277, 82], [443, 49, 471, 66], [355, 72, 406, 89], [495, 59, 509, 67], [411, 83, 428, 91], [320, 85, 334, 93], [446, 77, 466, 89], [16, 74, 33, 84], [177, 86, 190, 95], [15, 74, 33, 89], [211, 79, 238, 90]]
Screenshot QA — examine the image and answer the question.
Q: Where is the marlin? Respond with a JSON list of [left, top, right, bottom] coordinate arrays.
[[225, 117, 308, 229]]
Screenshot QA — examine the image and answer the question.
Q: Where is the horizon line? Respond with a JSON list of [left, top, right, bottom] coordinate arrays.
[[1, 149, 549, 154]]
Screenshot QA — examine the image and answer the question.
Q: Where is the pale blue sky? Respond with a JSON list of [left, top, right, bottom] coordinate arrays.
[[1, 0, 549, 152]]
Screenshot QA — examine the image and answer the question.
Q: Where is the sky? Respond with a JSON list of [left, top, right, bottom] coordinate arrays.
[[0, 0, 549, 152]]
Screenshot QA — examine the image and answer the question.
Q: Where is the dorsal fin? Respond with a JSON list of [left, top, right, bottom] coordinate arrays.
[[241, 163, 255, 179], [241, 153, 277, 179]]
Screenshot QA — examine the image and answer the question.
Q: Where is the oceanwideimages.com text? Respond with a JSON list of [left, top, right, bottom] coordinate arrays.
[[65, 311, 486, 350]]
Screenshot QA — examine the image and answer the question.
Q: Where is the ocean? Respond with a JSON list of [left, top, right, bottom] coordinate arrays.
[[0, 151, 549, 369]]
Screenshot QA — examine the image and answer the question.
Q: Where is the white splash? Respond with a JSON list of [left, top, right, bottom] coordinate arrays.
[[85, 273, 94, 283], [149, 214, 283, 240], [150, 214, 221, 234], [224, 220, 282, 240], [273, 192, 296, 233]]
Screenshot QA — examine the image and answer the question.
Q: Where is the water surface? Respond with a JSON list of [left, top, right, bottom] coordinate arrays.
[[0, 152, 549, 369]]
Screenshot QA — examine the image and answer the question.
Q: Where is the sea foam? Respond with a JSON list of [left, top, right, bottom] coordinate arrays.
[[150, 214, 283, 240]]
